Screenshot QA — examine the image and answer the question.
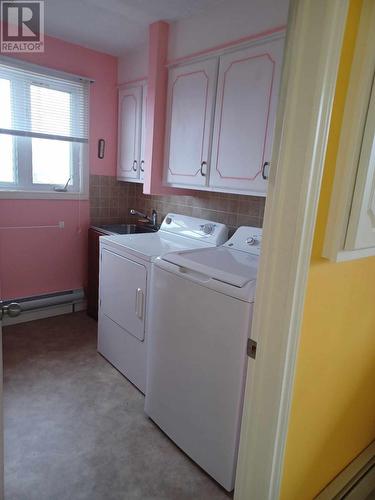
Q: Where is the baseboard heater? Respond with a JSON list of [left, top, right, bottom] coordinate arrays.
[[2, 289, 86, 325], [5, 289, 85, 310]]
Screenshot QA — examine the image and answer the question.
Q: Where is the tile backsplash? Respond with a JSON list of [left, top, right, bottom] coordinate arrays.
[[90, 175, 265, 233], [89, 175, 130, 227]]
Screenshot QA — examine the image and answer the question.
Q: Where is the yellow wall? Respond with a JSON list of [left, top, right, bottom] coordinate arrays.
[[281, 0, 375, 498]]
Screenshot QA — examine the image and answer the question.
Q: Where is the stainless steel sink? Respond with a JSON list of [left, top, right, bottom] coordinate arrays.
[[94, 223, 158, 235]]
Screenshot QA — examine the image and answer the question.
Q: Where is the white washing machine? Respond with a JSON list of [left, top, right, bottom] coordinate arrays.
[[145, 226, 262, 491], [97, 214, 228, 394]]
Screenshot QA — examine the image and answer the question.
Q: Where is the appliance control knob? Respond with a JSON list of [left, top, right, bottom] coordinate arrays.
[[201, 223, 215, 235], [165, 217, 172, 224], [246, 236, 257, 246]]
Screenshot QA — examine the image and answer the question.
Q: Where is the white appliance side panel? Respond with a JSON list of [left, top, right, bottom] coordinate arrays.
[[145, 266, 253, 491], [98, 314, 146, 393], [100, 248, 147, 341]]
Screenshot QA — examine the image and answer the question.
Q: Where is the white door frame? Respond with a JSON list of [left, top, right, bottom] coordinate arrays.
[[235, 1, 349, 499]]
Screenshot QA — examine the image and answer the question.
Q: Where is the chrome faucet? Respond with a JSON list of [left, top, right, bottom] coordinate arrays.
[[130, 208, 158, 228]]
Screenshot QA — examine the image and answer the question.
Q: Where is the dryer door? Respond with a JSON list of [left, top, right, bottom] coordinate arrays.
[[100, 248, 146, 341]]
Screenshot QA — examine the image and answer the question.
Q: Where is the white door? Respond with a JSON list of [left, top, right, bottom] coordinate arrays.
[[165, 58, 218, 187], [209, 38, 284, 195], [139, 82, 147, 182], [345, 72, 375, 250], [100, 249, 146, 341], [117, 85, 142, 181]]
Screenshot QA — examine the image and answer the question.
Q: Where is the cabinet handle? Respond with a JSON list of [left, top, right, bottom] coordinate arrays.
[[132, 160, 138, 171], [200, 161, 207, 177], [135, 288, 144, 320], [140, 160, 145, 172], [262, 161, 270, 180]]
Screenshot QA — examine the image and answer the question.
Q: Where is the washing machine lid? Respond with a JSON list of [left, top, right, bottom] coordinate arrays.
[[162, 246, 259, 288], [100, 232, 213, 261], [99, 213, 229, 261]]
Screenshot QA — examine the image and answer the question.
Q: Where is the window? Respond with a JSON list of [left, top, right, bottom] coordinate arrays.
[[0, 59, 89, 197]]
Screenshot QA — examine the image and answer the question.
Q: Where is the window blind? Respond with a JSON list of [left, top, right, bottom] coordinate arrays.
[[0, 61, 89, 143]]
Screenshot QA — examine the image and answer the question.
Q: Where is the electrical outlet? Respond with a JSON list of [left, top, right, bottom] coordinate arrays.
[[59, 221, 65, 229]]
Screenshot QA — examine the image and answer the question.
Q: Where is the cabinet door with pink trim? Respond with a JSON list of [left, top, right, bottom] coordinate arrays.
[[139, 82, 147, 182], [209, 37, 284, 195], [117, 85, 142, 181], [164, 58, 218, 187]]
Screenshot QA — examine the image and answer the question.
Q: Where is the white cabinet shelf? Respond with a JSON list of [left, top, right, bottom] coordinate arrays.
[[163, 36, 284, 196]]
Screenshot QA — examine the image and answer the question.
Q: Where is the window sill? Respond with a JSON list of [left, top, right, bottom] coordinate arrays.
[[0, 190, 89, 200]]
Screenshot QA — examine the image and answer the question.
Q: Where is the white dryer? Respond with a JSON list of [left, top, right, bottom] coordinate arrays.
[[145, 226, 262, 491], [98, 214, 228, 393]]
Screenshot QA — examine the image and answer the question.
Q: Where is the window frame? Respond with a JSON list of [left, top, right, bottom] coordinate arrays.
[[0, 57, 90, 200]]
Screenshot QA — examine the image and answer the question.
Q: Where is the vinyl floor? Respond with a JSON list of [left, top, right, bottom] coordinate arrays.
[[3, 312, 231, 500]]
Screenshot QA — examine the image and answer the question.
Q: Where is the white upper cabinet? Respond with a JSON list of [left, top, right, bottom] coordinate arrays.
[[210, 38, 283, 194], [164, 58, 218, 187], [117, 82, 147, 183], [163, 36, 284, 195]]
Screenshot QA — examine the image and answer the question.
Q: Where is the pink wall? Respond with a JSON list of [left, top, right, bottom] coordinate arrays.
[[143, 22, 169, 195], [0, 35, 118, 300], [0, 201, 90, 299]]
